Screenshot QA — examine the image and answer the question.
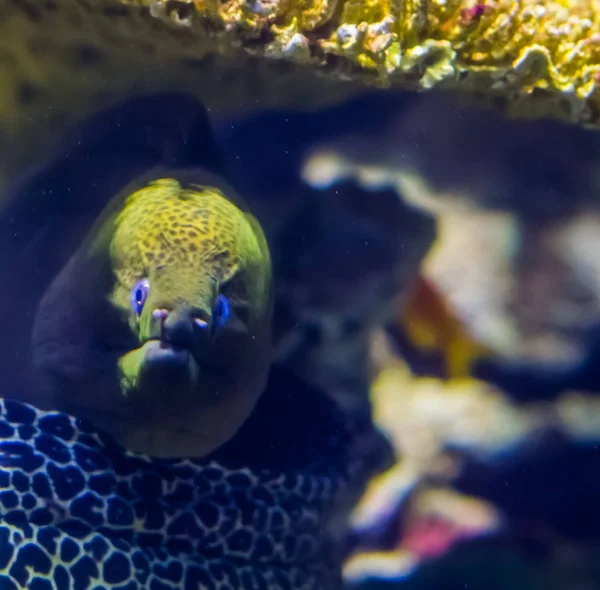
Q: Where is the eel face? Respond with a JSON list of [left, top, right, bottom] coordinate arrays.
[[30, 171, 273, 459]]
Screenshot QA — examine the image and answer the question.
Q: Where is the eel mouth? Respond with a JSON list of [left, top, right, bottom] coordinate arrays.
[[143, 338, 192, 367], [141, 338, 228, 378]]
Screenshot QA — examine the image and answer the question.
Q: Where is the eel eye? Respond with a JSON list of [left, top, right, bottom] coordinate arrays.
[[130, 279, 150, 315], [213, 294, 230, 330]]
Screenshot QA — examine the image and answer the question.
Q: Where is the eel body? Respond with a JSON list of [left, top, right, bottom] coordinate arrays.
[[0, 367, 351, 590]]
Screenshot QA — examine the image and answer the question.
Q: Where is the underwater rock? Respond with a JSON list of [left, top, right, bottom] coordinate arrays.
[[139, 0, 600, 120], [2, 0, 600, 187], [0, 0, 360, 189]]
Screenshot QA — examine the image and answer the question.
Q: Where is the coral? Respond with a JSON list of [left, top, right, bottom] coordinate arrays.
[[120, 0, 600, 126]]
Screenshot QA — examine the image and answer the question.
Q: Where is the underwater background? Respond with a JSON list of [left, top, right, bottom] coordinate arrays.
[[2, 1, 600, 586], [219, 90, 600, 589]]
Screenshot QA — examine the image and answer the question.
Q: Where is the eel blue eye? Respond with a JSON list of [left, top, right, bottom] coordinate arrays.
[[213, 294, 230, 330], [130, 279, 150, 315]]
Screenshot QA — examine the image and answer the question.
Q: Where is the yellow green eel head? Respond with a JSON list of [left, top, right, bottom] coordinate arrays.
[[30, 169, 273, 458]]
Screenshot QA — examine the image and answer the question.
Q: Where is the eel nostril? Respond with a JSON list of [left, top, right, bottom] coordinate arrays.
[[152, 309, 168, 323]]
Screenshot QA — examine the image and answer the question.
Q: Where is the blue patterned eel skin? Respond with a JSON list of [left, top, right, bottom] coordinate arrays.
[[0, 366, 351, 590]]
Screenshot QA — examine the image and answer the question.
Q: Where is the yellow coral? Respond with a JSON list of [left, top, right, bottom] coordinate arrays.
[[143, 0, 600, 115], [148, 0, 600, 132]]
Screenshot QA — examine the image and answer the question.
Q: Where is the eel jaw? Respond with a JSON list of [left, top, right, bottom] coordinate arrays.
[[118, 339, 200, 396]]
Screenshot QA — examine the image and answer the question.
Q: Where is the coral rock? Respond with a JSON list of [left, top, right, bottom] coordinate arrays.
[[1, 0, 600, 185], [137, 0, 600, 126]]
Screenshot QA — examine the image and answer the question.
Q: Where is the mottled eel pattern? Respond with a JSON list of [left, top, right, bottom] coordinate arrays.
[[0, 367, 350, 590]]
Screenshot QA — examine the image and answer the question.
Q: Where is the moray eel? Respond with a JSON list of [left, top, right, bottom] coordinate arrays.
[[0, 94, 352, 588], [32, 171, 272, 459], [2, 95, 273, 460]]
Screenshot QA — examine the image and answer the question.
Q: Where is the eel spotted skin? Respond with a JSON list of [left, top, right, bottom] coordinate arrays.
[[0, 366, 352, 589]]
